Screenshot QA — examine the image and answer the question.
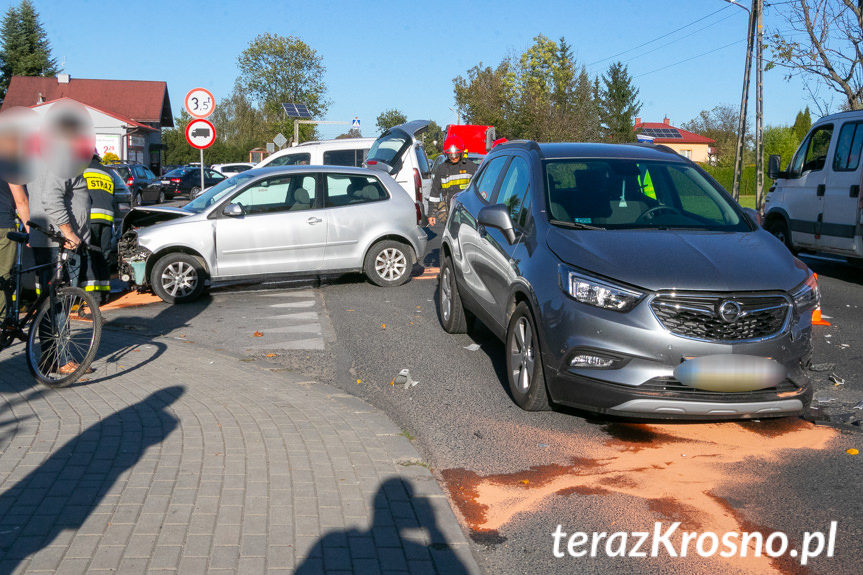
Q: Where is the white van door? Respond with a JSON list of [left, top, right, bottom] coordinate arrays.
[[783, 123, 834, 250], [819, 119, 863, 256]]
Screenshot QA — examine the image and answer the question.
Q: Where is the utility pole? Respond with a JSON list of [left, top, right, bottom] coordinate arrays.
[[755, 0, 765, 212], [729, 0, 757, 201]]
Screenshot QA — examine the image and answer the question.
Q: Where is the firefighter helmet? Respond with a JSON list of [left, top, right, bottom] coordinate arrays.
[[443, 134, 465, 160]]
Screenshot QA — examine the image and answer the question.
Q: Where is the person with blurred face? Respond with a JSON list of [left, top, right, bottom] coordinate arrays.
[[427, 135, 477, 226], [0, 180, 29, 320]]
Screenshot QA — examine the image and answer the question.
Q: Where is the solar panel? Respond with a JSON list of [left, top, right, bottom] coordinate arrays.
[[641, 127, 683, 139], [282, 103, 312, 118]]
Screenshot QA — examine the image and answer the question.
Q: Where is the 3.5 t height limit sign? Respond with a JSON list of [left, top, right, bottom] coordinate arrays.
[[184, 88, 216, 192]]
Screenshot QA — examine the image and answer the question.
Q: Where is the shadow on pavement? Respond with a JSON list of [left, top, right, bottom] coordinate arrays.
[[0, 386, 184, 575], [295, 478, 470, 575]]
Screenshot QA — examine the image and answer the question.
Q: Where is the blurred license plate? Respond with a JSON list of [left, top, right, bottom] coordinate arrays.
[[161, 180, 170, 185]]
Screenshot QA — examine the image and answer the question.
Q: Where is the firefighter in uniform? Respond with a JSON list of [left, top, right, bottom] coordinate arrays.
[[83, 153, 119, 304], [427, 135, 478, 226]]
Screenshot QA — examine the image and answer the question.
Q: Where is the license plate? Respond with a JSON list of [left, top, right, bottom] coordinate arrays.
[[161, 180, 170, 185]]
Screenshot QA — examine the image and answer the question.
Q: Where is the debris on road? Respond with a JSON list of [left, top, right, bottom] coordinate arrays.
[[464, 344, 481, 351], [809, 363, 835, 372], [253, 331, 263, 337], [854, 401, 863, 410], [829, 373, 846, 386], [392, 368, 418, 389], [848, 448, 859, 455], [474, 431, 483, 439]]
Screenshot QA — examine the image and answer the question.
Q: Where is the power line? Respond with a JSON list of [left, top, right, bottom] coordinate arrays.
[[635, 38, 746, 77], [588, 4, 733, 67], [616, 11, 739, 66]]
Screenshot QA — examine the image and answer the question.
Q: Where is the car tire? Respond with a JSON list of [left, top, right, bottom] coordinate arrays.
[[158, 189, 165, 204], [506, 302, 551, 411], [364, 240, 412, 287], [134, 190, 143, 206], [766, 218, 795, 253], [190, 186, 201, 199], [151, 253, 207, 304], [439, 255, 468, 333]]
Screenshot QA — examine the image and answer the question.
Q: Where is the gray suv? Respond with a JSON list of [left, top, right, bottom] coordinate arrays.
[[439, 141, 819, 420]]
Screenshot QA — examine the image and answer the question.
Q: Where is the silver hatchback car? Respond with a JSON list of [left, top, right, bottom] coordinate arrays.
[[119, 166, 428, 303]]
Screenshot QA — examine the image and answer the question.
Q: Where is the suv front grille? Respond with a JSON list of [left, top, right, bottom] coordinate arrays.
[[650, 294, 790, 342]]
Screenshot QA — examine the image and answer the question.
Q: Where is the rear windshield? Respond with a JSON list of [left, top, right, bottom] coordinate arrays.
[[544, 159, 747, 231], [165, 168, 191, 177], [367, 129, 410, 165]]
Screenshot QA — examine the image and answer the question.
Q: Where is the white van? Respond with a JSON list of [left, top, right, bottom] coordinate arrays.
[[256, 138, 374, 169], [764, 109, 863, 262], [364, 121, 433, 219]]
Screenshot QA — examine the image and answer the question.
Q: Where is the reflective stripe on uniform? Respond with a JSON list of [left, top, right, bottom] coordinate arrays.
[[90, 208, 115, 222], [81, 280, 110, 292]]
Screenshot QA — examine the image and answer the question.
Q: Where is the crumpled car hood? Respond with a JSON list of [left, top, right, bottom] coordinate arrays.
[[121, 206, 192, 233]]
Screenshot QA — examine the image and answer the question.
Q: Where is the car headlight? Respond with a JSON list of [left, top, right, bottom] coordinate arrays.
[[560, 267, 643, 312], [790, 271, 820, 314]]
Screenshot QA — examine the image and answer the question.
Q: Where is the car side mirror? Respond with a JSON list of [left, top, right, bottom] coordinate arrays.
[[478, 203, 517, 245], [742, 207, 762, 227], [767, 154, 782, 180], [223, 203, 244, 217]]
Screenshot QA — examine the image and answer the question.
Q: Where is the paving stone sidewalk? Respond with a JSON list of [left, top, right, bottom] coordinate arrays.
[[0, 325, 480, 574]]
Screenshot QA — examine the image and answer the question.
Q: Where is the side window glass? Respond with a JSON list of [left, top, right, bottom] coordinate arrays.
[[495, 157, 531, 222], [143, 168, 156, 179], [230, 176, 315, 215], [133, 166, 145, 178], [356, 149, 368, 166], [325, 175, 387, 207], [269, 153, 311, 167], [792, 125, 833, 175], [474, 156, 509, 202], [833, 122, 863, 172], [415, 146, 431, 178], [322, 149, 355, 166]]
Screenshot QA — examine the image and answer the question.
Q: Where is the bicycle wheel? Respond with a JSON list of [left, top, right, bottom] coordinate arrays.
[[26, 286, 102, 387]]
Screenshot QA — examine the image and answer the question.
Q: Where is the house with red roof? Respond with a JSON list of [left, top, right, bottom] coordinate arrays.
[[633, 117, 716, 164], [1, 74, 172, 171]]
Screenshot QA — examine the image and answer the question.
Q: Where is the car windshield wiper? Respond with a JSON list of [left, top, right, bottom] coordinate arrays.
[[550, 220, 605, 230]]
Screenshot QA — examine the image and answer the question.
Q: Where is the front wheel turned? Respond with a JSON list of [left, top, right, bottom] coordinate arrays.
[[505, 302, 550, 411], [151, 253, 207, 303]]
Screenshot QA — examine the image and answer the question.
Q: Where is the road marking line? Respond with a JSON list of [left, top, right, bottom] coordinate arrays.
[[259, 312, 319, 321], [269, 300, 316, 308], [245, 337, 325, 350], [260, 324, 322, 334]]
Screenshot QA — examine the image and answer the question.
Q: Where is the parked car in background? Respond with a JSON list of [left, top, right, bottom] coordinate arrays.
[[161, 164, 182, 176], [256, 138, 374, 169], [104, 166, 132, 214], [119, 166, 427, 303], [110, 163, 162, 205], [364, 121, 433, 218], [211, 162, 255, 175], [160, 167, 226, 200], [439, 141, 818, 420], [764, 109, 863, 264]]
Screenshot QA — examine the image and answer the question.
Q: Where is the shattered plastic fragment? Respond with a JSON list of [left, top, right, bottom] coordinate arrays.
[[854, 401, 863, 410], [829, 373, 845, 386], [393, 368, 418, 389], [810, 363, 835, 372], [464, 344, 481, 351]]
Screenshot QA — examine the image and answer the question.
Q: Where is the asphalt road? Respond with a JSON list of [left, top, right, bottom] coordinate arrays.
[[103, 223, 863, 575]]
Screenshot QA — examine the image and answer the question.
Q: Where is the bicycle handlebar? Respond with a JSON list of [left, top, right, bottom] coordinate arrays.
[[23, 221, 102, 253]]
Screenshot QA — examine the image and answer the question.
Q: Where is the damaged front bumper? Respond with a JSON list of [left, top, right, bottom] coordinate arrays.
[[118, 230, 152, 290]]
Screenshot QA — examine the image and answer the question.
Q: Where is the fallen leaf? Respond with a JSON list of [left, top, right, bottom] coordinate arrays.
[[133, 349, 141, 352], [356, 379, 362, 384], [346, 309, 355, 312], [253, 331, 264, 337], [381, 323, 386, 329], [520, 479, 529, 485], [848, 448, 859, 455], [265, 353, 277, 358], [389, 380, 395, 386]]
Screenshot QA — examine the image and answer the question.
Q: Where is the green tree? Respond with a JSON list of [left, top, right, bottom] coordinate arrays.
[[682, 104, 745, 167], [0, 0, 58, 100], [597, 61, 641, 143], [453, 59, 515, 135], [375, 108, 407, 133], [792, 106, 812, 141], [763, 125, 801, 165], [210, 84, 269, 161], [236, 33, 329, 143], [420, 120, 443, 157]]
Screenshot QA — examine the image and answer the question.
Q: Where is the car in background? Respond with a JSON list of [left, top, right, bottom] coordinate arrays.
[[160, 167, 226, 200], [211, 162, 256, 175], [364, 121, 433, 219], [439, 141, 818, 420], [257, 138, 374, 169], [119, 166, 427, 303], [110, 163, 162, 205]]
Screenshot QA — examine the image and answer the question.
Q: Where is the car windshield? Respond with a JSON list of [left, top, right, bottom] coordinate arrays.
[[367, 130, 409, 165], [543, 159, 748, 231], [184, 173, 256, 213]]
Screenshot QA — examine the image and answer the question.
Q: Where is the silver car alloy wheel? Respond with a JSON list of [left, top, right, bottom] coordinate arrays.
[[375, 247, 407, 282], [510, 317, 535, 392], [440, 266, 452, 322], [160, 261, 198, 298]]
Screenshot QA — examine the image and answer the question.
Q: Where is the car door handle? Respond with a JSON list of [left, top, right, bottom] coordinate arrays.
[[816, 184, 825, 196], [307, 217, 322, 224]]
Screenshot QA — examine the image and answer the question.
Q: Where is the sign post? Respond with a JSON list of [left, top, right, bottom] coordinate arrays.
[[185, 88, 217, 194]]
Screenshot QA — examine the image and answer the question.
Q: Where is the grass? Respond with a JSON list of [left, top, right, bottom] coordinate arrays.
[[399, 429, 415, 441], [737, 195, 757, 210]]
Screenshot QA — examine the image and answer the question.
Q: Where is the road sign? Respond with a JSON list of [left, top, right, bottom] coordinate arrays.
[[185, 88, 215, 119], [351, 117, 360, 130], [266, 142, 275, 153], [273, 133, 288, 149], [185, 119, 216, 149]]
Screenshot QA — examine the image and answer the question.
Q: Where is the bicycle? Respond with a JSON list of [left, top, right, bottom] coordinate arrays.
[[1, 221, 102, 387]]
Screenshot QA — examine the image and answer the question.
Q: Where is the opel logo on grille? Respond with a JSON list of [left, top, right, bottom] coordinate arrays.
[[718, 300, 743, 323]]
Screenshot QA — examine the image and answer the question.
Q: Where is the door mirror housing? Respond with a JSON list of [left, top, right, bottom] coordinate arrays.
[[742, 207, 762, 227], [223, 203, 244, 217], [478, 203, 517, 245], [767, 154, 783, 180]]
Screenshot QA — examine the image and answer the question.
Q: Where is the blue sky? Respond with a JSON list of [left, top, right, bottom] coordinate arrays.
[[22, 0, 822, 140]]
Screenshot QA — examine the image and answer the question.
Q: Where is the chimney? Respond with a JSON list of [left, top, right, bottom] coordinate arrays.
[[57, 73, 70, 84], [635, 117, 641, 126], [663, 117, 670, 125]]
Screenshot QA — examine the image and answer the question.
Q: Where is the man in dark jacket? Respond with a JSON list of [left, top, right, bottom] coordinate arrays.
[[82, 154, 119, 304], [427, 135, 477, 226]]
